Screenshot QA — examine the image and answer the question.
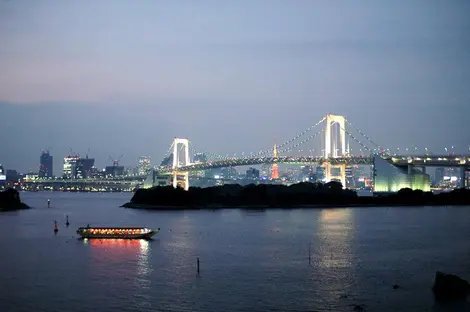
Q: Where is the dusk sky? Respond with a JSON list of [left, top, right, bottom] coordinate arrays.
[[1, 0, 469, 173]]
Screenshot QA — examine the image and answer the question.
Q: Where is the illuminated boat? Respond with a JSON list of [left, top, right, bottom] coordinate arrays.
[[76, 226, 159, 239]]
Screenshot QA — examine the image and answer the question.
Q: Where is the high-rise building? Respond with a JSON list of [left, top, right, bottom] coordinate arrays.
[[75, 157, 95, 179], [138, 156, 151, 175], [6, 169, 18, 182], [105, 165, 125, 177], [39, 151, 53, 178], [63, 155, 80, 179]]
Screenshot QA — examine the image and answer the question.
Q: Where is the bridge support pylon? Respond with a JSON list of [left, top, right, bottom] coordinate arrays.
[[324, 163, 346, 188], [171, 138, 191, 190], [323, 114, 347, 187], [172, 171, 189, 191]]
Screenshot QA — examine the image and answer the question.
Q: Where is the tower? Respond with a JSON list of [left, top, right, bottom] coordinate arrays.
[[271, 144, 279, 180], [323, 114, 347, 187], [172, 138, 190, 169], [325, 114, 346, 158], [171, 138, 190, 190]]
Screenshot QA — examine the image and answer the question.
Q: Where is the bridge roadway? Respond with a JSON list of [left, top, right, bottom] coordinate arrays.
[[23, 176, 147, 186], [157, 154, 470, 174]]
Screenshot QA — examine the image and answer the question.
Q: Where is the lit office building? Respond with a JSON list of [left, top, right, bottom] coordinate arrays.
[[63, 155, 80, 179], [138, 156, 151, 175]]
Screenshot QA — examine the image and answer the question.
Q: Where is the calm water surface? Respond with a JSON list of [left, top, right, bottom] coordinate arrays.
[[1, 192, 470, 312]]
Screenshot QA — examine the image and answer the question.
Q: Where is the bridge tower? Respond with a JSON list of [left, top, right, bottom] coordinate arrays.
[[171, 138, 190, 191], [271, 144, 279, 179], [324, 114, 347, 187]]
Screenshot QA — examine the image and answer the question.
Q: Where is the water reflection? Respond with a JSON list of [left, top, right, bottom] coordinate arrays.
[[86, 239, 153, 309], [308, 209, 358, 307], [316, 209, 356, 269], [134, 240, 152, 310]]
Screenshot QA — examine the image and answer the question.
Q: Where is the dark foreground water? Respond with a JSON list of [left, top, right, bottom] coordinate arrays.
[[1, 192, 470, 312]]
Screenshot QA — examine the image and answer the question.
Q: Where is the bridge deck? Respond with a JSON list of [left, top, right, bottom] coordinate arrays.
[[158, 155, 470, 173]]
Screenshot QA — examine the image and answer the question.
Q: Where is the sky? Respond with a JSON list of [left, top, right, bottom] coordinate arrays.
[[1, 0, 469, 174]]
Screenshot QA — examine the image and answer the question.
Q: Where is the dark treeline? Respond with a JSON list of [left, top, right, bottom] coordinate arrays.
[[0, 188, 30, 211], [124, 182, 470, 209]]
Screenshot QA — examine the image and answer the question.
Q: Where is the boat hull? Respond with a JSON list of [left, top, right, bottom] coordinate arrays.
[[76, 227, 158, 239]]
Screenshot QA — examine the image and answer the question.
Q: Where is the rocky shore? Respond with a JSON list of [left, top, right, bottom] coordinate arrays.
[[0, 188, 31, 211]]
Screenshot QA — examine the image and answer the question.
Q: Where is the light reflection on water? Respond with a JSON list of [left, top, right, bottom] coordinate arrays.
[[317, 209, 355, 269], [309, 209, 357, 308], [86, 238, 154, 310]]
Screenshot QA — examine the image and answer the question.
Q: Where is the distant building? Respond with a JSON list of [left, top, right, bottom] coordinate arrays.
[[105, 166, 124, 177], [246, 167, 260, 179], [260, 164, 271, 178], [6, 169, 19, 182], [0, 165, 5, 181], [345, 166, 354, 188], [63, 155, 80, 179], [315, 166, 326, 182], [39, 151, 53, 178], [25, 172, 39, 181], [138, 156, 151, 175], [75, 157, 95, 179]]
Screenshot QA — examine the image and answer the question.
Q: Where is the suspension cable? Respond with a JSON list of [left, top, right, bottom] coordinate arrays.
[[254, 116, 326, 157]]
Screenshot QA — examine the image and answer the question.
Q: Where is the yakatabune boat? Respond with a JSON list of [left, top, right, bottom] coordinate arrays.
[[76, 226, 159, 239]]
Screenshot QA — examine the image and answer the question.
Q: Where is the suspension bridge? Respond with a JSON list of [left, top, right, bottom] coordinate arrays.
[[149, 114, 470, 191]]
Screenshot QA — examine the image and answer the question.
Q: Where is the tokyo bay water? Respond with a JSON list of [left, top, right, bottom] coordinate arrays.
[[1, 192, 469, 312]]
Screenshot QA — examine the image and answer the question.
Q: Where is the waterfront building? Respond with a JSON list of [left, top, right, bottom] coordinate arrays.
[[373, 155, 430, 192]]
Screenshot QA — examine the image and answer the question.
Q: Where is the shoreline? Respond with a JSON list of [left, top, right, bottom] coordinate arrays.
[[121, 202, 470, 210], [0, 202, 30, 212]]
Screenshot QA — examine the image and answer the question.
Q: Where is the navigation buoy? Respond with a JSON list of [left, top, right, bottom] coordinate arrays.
[[47, 199, 51, 208], [54, 220, 58, 234], [66, 215, 70, 227]]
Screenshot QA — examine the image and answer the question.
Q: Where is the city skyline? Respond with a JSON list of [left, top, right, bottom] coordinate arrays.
[[1, 1, 470, 172]]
